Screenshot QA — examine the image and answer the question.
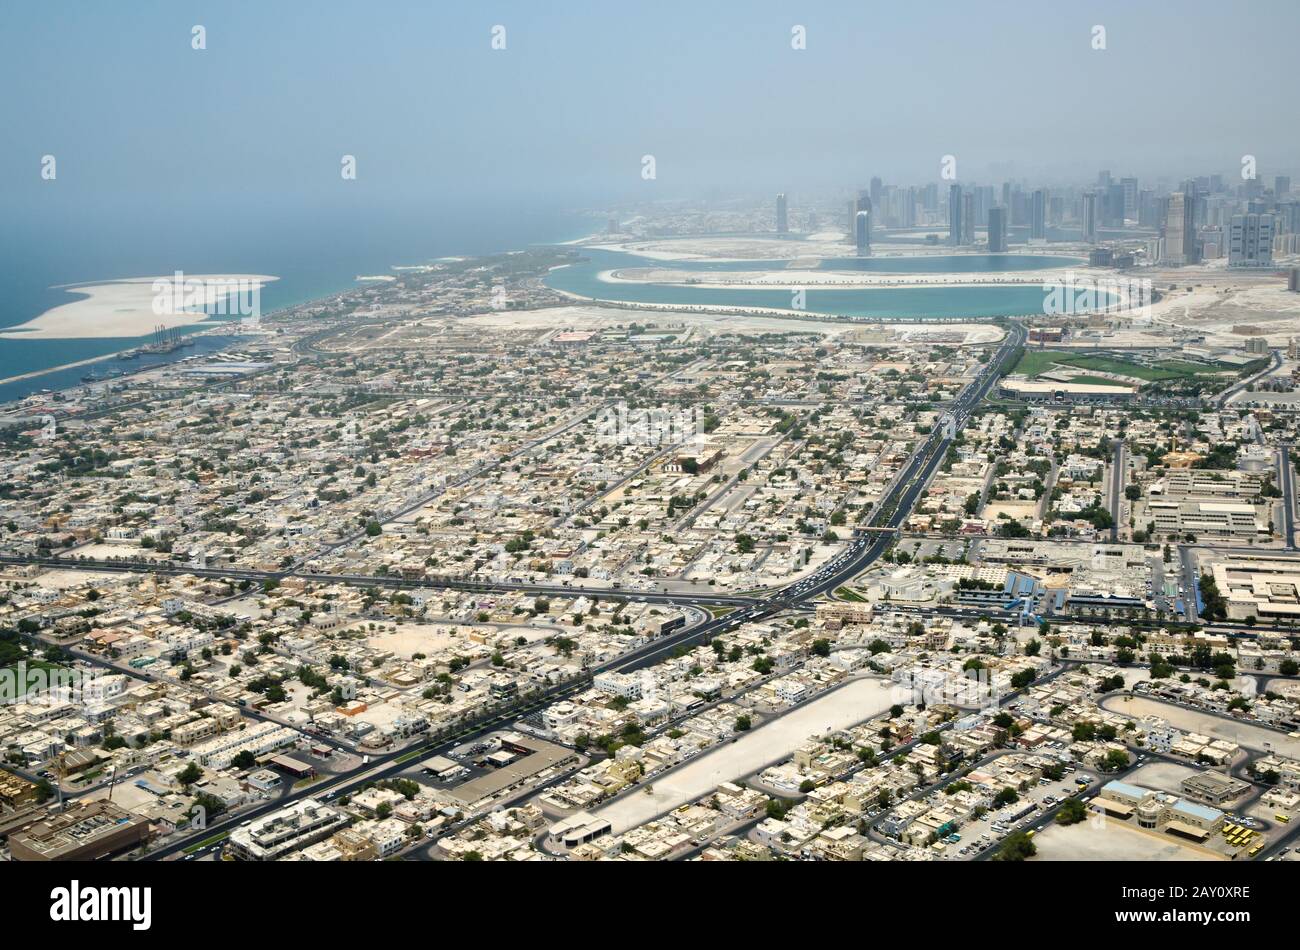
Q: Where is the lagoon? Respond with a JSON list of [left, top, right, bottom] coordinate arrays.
[[545, 249, 1081, 320]]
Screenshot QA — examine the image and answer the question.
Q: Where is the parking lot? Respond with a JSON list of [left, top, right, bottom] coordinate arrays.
[[936, 765, 1100, 861]]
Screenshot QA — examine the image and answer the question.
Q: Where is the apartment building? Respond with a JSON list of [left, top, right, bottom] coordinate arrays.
[[1148, 500, 1263, 539]]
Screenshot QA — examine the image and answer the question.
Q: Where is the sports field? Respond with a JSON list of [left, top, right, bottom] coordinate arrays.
[[1013, 350, 1232, 382]]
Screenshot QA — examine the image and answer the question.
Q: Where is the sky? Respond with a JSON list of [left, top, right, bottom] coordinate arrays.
[[3, 0, 1299, 216]]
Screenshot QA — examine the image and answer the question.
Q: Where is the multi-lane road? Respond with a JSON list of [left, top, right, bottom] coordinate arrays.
[[1280, 443, 1297, 551], [1108, 438, 1126, 542]]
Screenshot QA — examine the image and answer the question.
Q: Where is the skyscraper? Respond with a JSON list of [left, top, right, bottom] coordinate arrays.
[[948, 183, 963, 247], [855, 209, 872, 256], [1105, 183, 1126, 227], [1082, 191, 1099, 244], [961, 191, 975, 245], [1276, 176, 1292, 198], [870, 177, 883, 212], [1121, 177, 1138, 218], [776, 193, 788, 234], [1229, 213, 1275, 267], [1162, 192, 1197, 265], [1030, 188, 1047, 242], [987, 206, 1007, 253]]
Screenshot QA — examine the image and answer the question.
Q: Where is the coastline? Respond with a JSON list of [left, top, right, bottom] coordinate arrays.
[[0, 274, 278, 341], [0, 227, 604, 407]]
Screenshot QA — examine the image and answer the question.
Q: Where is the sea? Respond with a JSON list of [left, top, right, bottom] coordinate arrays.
[[1, 201, 1082, 406], [545, 248, 1083, 319], [0, 202, 600, 405]]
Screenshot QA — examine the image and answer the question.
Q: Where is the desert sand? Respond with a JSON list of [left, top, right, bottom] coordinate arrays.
[[0, 274, 277, 340]]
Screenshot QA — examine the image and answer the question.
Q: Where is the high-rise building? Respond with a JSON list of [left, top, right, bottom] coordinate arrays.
[[1082, 191, 1099, 243], [776, 193, 788, 234], [1229, 213, 1275, 267], [948, 183, 964, 247], [855, 209, 872, 256], [974, 185, 994, 226], [1276, 176, 1292, 198], [1162, 192, 1197, 265], [870, 177, 883, 211], [1121, 177, 1138, 217], [1137, 189, 1158, 228], [961, 191, 975, 245], [1030, 189, 1047, 241], [987, 206, 1007, 252], [1105, 183, 1126, 227]]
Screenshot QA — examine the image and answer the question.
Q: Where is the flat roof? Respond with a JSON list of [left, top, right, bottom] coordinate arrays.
[[1171, 799, 1224, 823], [445, 735, 575, 805], [1102, 780, 1148, 799]]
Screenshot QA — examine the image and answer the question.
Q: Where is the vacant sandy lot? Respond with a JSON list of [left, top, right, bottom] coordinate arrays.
[[1125, 760, 1205, 795], [1101, 693, 1300, 758], [592, 676, 896, 833], [984, 502, 1039, 521], [1032, 818, 1215, 861], [366, 622, 547, 658]]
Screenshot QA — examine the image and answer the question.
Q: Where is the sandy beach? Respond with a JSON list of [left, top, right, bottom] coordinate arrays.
[[0, 274, 277, 340]]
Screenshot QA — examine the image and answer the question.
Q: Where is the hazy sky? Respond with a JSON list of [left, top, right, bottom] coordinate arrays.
[[4, 0, 1299, 211]]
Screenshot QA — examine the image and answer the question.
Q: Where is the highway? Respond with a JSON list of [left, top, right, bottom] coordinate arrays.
[[1108, 438, 1125, 542], [1280, 443, 1297, 551], [1216, 347, 1282, 408], [0, 554, 761, 610]]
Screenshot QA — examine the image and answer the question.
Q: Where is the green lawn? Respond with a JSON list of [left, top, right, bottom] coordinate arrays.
[[1013, 350, 1232, 384]]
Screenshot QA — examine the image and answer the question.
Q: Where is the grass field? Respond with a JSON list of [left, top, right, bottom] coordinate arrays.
[[1013, 350, 1232, 383]]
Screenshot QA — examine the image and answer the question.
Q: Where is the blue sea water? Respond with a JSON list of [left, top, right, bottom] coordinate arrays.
[[545, 248, 1078, 319], [0, 202, 599, 404]]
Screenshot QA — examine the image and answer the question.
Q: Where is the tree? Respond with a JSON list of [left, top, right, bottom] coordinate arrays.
[[1056, 798, 1087, 825], [177, 762, 203, 786], [1102, 748, 1130, 772], [992, 831, 1037, 861], [232, 750, 257, 770]]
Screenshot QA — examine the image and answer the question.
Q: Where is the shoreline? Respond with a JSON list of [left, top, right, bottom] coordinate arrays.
[[0, 274, 278, 341], [0, 231, 605, 406]]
